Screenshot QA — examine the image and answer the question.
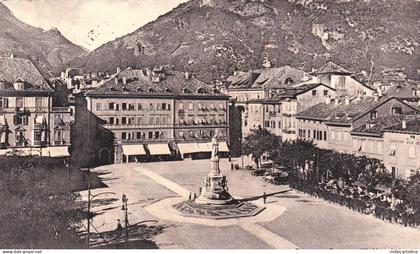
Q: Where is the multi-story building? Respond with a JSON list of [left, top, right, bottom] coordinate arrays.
[[382, 118, 420, 178], [240, 83, 337, 139], [0, 56, 72, 157], [84, 67, 230, 164], [311, 61, 376, 97], [350, 115, 414, 162], [297, 96, 419, 153]]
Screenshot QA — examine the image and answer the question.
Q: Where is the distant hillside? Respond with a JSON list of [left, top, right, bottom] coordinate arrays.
[[0, 2, 88, 73], [68, 0, 419, 83]]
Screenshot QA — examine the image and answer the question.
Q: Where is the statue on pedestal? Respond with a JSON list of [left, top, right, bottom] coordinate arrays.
[[195, 133, 233, 205]]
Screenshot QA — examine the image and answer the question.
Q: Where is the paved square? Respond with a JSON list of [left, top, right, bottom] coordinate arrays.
[[80, 157, 420, 249]]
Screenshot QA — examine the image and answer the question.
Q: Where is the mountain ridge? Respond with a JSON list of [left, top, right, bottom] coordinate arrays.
[[68, 0, 419, 83], [0, 2, 88, 73]]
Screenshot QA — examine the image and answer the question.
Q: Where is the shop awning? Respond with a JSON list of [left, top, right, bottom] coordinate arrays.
[[42, 146, 69, 157], [219, 142, 230, 152], [177, 143, 199, 154], [122, 145, 146, 156], [0, 149, 9, 156], [198, 142, 212, 153], [0, 148, 41, 156], [147, 144, 171, 155]]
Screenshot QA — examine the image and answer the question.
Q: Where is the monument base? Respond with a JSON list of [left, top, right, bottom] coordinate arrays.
[[172, 200, 265, 220]]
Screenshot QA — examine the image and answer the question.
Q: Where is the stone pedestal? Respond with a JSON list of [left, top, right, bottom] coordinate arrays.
[[195, 149, 233, 205]]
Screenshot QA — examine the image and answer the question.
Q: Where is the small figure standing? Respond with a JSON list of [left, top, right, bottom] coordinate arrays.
[[189, 192, 192, 200], [263, 192, 267, 204], [231, 163, 234, 171], [193, 192, 197, 201], [116, 219, 123, 231]]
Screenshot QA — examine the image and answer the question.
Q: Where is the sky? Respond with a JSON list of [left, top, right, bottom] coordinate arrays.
[[2, 0, 189, 51]]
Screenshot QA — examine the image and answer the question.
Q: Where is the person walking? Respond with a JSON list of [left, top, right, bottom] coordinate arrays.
[[263, 192, 267, 204], [116, 219, 123, 231]]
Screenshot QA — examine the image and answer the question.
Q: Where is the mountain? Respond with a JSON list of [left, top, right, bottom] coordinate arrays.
[[68, 0, 419, 84], [0, 2, 88, 73]]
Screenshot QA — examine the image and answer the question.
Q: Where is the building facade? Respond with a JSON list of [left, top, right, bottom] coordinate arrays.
[[382, 119, 420, 178], [84, 67, 230, 164], [0, 56, 72, 157]]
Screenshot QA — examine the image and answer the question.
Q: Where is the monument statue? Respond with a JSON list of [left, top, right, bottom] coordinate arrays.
[[195, 133, 233, 205]]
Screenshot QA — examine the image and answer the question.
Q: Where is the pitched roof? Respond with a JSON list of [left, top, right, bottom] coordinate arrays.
[[351, 115, 417, 136], [86, 67, 228, 99], [226, 66, 309, 90], [384, 84, 420, 100], [383, 117, 420, 134], [297, 96, 419, 124], [312, 61, 352, 75], [0, 57, 54, 92]]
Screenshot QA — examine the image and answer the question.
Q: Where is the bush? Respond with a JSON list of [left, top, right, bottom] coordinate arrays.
[[0, 156, 86, 248]]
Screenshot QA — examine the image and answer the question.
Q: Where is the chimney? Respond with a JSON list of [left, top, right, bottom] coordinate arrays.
[[412, 88, 417, 97], [123, 77, 127, 85], [185, 71, 190, 80], [402, 120, 407, 129], [377, 87, 383, 97], [114, 77, 119, 84], [325, 96, 331, 105], [374, 92, 379, 102], [117, 67, 121, 73]]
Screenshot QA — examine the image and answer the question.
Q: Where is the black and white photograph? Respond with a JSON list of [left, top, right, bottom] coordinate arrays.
[[0, 0, 419, 252]]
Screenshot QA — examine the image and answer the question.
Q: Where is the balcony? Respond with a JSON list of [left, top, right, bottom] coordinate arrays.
[[268, 111, 278, 117], [33, 123, 44, 129], [54, 140, 65, 146], [52, 107, 72, 113], [33, 140, 44, 147]]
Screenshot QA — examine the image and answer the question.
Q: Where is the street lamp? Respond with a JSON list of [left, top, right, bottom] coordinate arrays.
[[121, 194, 129, 249]]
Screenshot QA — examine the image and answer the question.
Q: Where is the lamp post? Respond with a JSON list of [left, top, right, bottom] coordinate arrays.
[[121, 194, 128, 248]]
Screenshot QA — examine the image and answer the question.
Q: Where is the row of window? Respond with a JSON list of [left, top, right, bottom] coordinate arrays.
[[6, 114, 63, 126], [298, 129, 328, 141], [354, 140, 383, 155], [121, 131, 165, 141], [0, 97, 44, 108], [330, 131, 350, 141], [103, 115, 170, 126], [311, 90, 329, 96], [98, 102, 172, 112], [179, 102, 226, 111], [388, 144, 416, 159], [0, 129, 64, 144], [96, 102, 227, 112]]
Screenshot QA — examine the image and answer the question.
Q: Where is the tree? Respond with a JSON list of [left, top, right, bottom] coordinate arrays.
[[242, 126, 281, 168], [0, 156, 85, 248], [406, 172, 420, 223]]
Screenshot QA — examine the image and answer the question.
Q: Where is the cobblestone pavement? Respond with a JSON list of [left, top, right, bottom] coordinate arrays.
[[80, 157, 420, 249]]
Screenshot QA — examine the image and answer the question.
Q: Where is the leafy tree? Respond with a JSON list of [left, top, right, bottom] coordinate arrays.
[[242, 126, 281, 168], [406, 172, 420, 223], [0, 156, 85, 248]]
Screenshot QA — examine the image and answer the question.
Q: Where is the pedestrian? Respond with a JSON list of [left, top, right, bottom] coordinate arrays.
[[189, 192, 192, 200], [199, 187, 202, 194], [116, 219, 123, 231], [263, 192, 267, 204], [231, 163, 234, 171], [193, 192, 197, 201]]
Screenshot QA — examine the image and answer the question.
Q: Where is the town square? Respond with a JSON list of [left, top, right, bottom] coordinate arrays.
[[0, 0, 419, 251]]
